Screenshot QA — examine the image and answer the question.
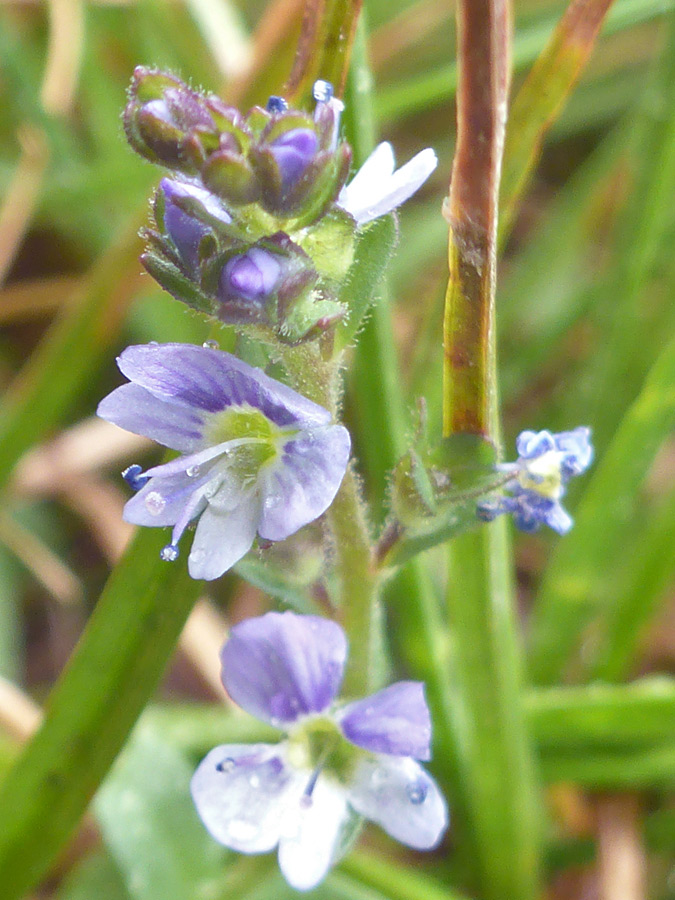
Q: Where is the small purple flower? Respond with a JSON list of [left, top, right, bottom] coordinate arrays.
[[97, 343, 350, 580], [338, 141, 437, 226], [191, 612, 448, 891], [478, 427, 593, 534]]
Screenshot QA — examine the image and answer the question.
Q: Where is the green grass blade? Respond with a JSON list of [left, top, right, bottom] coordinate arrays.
[[528, 331, 675, 684], [0, 528, 201, 900]]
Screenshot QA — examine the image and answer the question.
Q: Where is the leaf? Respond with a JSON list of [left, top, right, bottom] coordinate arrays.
[[335, 214, 398, 351], [57, 851, 131, 900], [95, 724, 228, 900]]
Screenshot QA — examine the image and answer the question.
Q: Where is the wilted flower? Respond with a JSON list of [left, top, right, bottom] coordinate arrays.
[[97, 343, 350, 579], [338, 141, 437, 226], [478, 427, 593, 534], [191, 611, 448, 891]]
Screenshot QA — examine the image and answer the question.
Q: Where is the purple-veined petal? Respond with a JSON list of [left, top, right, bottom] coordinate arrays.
[[221, 611, 347, 726], [117, 343, 332, 428], [97, 383, 205, 451], [123, 469, 210, 527], [191, 743, 299, 854], [339, 681, 432, 760], [278, 777, 349, 891], [258, 425, 351, 541], [187, 487, 260, 580], [348, 755, 448, 850]]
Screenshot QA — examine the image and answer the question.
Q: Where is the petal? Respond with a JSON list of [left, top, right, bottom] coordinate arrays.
[[340, 146, 437, 225], [258, 425, 351, 541], [349, 755, 448, 850], [221, 611, 347, 726], [97, 383, 205, 451], [278, 777, 350, 891], [542, 501, 573, 535], [339, 681, 432, 760], [338, 142, 395, 214], [123, 470, 210, 527], [555, 426, 593, 476], [187, 490, 259, 580], [190, 743, 299, 853], [516, 430, 556, 459], [117, 343, 332, 428]]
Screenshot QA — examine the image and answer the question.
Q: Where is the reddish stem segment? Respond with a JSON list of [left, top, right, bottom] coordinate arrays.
[[442, 0, 510, 439]]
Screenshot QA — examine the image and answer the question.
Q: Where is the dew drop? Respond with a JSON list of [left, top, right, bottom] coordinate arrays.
[[406, 780, 428, 805], [249, 774, 261, 789], [216, 757, 236, 773], [144, 491, 166, 515], [190, 548, 205, 565], [160, 543, 179, 562], [186, 465, 200, 477], [202, 340, 219, 350]]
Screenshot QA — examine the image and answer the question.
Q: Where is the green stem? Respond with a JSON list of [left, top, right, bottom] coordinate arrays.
[[280, 340, 378, 697]]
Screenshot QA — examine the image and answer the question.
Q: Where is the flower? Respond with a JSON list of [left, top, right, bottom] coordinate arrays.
[[337, 141, 437, 226], [478, 427, 593, 534], [97, 343, 350, 580], [191, 611, 448, 891]]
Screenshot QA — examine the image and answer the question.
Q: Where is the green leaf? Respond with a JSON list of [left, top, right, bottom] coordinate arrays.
[[335, 214, 398, 351], [95, 723, 227, 900], [57, 851, 131, 900], [0, 528, 202, 900]]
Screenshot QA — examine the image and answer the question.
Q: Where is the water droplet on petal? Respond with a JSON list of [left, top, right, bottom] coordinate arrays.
[[202, 340, 219, 350], [160, 543, 179, 562], [190, 548, 205, 565], [406, 780, 428, 805], [216, 757, 236, 773], [145, 491, 166, 515], [186, 465, 200, 477], [249, 774, 261, 789]]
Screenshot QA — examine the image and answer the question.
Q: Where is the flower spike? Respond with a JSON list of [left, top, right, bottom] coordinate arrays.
[[97, 343, 350, 580], [191, 612, 448, 890]]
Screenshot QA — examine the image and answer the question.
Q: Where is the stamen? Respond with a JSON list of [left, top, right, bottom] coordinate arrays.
[[160, 543, 179, 562], [266, 95, 288, 114], [312, 80, 333, 103], [122, 464, 149, 491]]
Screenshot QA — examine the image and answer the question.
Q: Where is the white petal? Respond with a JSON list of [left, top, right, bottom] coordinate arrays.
[[188, 489, 259, 580], [190, 744, 301, 854], [339, 146, 437, 225], [278, 777, 350, 891], [338, 142, 396, 215], [349, 755, 448, 850]]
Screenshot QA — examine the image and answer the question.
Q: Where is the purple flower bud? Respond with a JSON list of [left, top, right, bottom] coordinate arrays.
[[221, 248, 282, 302], [159, 178, 232, 271], [269, 129, 319, 190]]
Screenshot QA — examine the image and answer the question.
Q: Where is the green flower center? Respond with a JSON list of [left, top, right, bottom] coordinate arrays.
[[517, 450, 564, 500], [287, 715, 361, 785], [204, 405, 292, 482]]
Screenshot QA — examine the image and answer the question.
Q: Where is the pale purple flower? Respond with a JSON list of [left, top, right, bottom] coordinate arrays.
[[191, 612, 448, 891], [478, 427, 593, 534], [97, 343, 350, 580], [337, 141, 437, 226]]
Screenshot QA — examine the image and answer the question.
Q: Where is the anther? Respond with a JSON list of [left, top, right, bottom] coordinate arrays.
[[122, 464, 149, 491], [160, 543, 179, 562], [266, 95, 288, 114]]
